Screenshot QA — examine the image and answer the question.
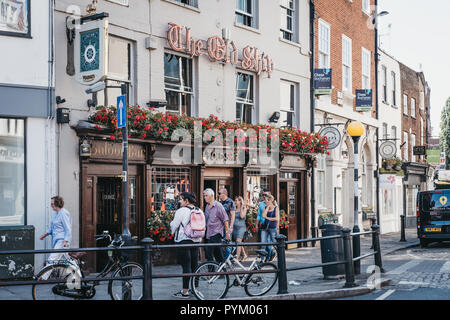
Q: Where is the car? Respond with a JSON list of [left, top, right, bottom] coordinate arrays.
[[417, 189, 450, 247]]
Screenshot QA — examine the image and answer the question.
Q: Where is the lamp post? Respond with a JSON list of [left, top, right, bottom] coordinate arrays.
[[347, 121, 364, 275]]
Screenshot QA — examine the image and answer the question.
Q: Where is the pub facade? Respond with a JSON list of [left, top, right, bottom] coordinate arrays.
[[54, 0, 316, 269]]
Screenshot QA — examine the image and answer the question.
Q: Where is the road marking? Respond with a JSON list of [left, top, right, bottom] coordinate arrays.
[[376, 289, 395, 300], [398, 281, 429, 286], [387, 259, 424, 275], [439, 261, 450, 273]]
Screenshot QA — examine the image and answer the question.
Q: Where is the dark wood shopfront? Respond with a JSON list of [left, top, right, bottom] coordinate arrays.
[[77, 128, 312, 270]]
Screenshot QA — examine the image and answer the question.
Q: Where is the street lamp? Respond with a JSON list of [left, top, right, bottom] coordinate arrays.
[[347, 121, 364, 275]]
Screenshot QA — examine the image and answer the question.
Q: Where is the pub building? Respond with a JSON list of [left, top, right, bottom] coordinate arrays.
[[54, 0, 317, 271]]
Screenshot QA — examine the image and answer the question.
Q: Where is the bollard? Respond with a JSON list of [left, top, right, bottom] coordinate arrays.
[[352, 230, 361, 275], [400, 215, 406, 242], [370, 218, 376, 249], [275, 234, 288, 295], [141, 237, 154, 300], [342, 228, 356, 288], [371, 224, 385, 273]]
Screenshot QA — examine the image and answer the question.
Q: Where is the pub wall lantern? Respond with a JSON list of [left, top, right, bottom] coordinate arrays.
[[80, 139, 91, 157]]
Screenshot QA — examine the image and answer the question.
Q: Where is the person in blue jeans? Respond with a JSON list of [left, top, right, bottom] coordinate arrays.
[[260, 194, 279, 262]]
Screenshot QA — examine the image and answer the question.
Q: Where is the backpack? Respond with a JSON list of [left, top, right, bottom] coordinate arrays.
[[183, 207, 206, 240]]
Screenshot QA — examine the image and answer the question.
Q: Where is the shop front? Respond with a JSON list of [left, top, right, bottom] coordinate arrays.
[[402, 162, 429, 228]]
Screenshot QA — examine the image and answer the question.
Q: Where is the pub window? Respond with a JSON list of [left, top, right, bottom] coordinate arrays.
[[104, 36, 134, 106], [236, 72, 254, 124], [151, 167, 191, 211], [164, 52, 193, 116], [247, 171, 270, 208], [280, 0, 295, 42], [0, 118, 25, 226], [280, 81, 297, 128], [236, 0, 257, 28], [391, 71, 396, 106], [171, 0, 198, 7]]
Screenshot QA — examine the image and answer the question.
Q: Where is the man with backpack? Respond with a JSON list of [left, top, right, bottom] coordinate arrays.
[[203, 188, 231, 263], [170, 192, 205, 298]]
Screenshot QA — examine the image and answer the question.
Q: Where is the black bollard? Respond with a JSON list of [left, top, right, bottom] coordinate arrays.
[[370, 218, 376, 249], [371, 224, 385, 273], [342, 228, 357, 288], [275, 234, 288, 295], [142, 238, 154, 300], [400, 215, 406, 242]]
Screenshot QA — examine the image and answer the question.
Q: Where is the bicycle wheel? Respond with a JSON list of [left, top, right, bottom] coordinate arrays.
[[32, 264, 79, 300], [109, 262, 144, 300], [190, 261, 229, 300], [244, 262, 278, 297]]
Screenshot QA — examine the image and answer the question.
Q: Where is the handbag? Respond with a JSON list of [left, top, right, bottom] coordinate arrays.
[[260, 219, 270, 231]]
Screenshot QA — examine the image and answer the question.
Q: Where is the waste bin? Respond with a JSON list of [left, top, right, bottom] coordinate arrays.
[[0, 225, 35, 280], [319, 224, 345, 279]]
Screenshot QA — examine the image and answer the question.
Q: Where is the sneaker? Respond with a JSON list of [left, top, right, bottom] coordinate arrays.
[[172, 290, 190, 299], [269, 251, 277, 262]]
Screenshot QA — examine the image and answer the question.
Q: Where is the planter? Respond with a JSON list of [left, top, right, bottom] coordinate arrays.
[[394, 165, 402, 171]]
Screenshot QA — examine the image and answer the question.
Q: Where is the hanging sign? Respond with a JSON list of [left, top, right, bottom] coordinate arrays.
[[319, 126, 341, 150], [379, 141, 396, 159], [413, 146, 426, 156], [75, 18, 109, 85], [355, 89, 373, 112], [167, 22, 274, 77], [314, 69, 332, 95]]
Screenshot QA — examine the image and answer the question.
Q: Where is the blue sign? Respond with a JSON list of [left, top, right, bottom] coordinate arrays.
[[355, 89, 373, 112], [117, 95, 126, 128], [314, 69, 332, 95]]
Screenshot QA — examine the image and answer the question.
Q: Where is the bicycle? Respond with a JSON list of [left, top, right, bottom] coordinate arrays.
[[190, 241, 278, 300], [32, 231, 143, 300]]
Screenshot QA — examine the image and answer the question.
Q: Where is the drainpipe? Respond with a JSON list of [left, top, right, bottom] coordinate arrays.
[[374, 0, 380, 225], [309, 0, 317, 243]]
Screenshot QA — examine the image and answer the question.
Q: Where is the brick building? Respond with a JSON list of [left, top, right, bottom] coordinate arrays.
[[399, 62, 431, 226], [313, 0, 378, 230]]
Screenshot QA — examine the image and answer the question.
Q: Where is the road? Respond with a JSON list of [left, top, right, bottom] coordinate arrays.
[[340, 241, 450, 300]]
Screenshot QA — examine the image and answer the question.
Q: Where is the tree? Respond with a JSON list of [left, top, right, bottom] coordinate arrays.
[[440, 97, 450, 169]]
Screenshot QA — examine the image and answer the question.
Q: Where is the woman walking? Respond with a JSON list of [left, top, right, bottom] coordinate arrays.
[[232, 196, 248, 261], [260, 195, 280, 262], [39, 196, 72, 265], [170, 192, 204, 298]]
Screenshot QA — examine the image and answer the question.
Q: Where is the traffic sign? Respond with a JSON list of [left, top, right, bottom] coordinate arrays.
[[117, 95, 126, 128]]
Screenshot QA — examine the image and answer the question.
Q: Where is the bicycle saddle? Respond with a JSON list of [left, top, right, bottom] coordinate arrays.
[[69, 252, 87, 259]]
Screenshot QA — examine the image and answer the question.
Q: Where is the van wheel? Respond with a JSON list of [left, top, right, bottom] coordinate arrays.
[[420, 239, 429, 248]]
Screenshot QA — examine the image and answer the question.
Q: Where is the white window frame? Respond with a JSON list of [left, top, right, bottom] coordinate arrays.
[[236, 0, 258, 29], [420, 91, 425, 110], [280, 80, 298, 128], [403, 94, 408, 115], [411, 133, 416, 161], [381, 65, 387, 103], [280, 0, 296, 42], [411, 97, 416, 118], [391, 71, 396, 106], [362, 0, 370, 15], [362, 47, 371, 90], [318, 19, 330, 69], [382, 122, 388, 139], [236, 71, 255, 124], [342, 35, 352, 92], [403, 131, 409, 161]]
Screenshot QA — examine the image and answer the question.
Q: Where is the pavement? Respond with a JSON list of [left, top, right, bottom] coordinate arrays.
[[0, 227, 419, 300]]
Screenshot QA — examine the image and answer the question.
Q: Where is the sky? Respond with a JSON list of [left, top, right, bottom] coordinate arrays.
[[378, 0, 450, 138]]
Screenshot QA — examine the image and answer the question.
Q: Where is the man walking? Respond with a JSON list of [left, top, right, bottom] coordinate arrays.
[[219, 188, 236, 259], [203, 188, 231, 263], [256, 189, 271, 241]]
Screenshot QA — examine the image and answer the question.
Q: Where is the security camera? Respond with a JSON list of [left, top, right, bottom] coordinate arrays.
[[85, 81, 106, 94]]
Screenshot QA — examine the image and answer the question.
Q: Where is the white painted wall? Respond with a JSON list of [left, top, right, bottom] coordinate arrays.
[[0, 1, 50, 87]]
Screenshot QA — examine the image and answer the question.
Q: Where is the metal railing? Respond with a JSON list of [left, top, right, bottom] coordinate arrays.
[[0, 224, 384, 300]]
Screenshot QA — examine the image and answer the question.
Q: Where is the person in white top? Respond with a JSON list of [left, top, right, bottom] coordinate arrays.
[[170, 192, 203, 298]]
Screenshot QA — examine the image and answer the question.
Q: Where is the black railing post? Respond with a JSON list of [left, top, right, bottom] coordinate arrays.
[[275, 234, 288, 295], [371, 224, 385, 273], [400, 215, 406, 242], [141, 238, 154, 300], [342, 228, 357, 288]]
